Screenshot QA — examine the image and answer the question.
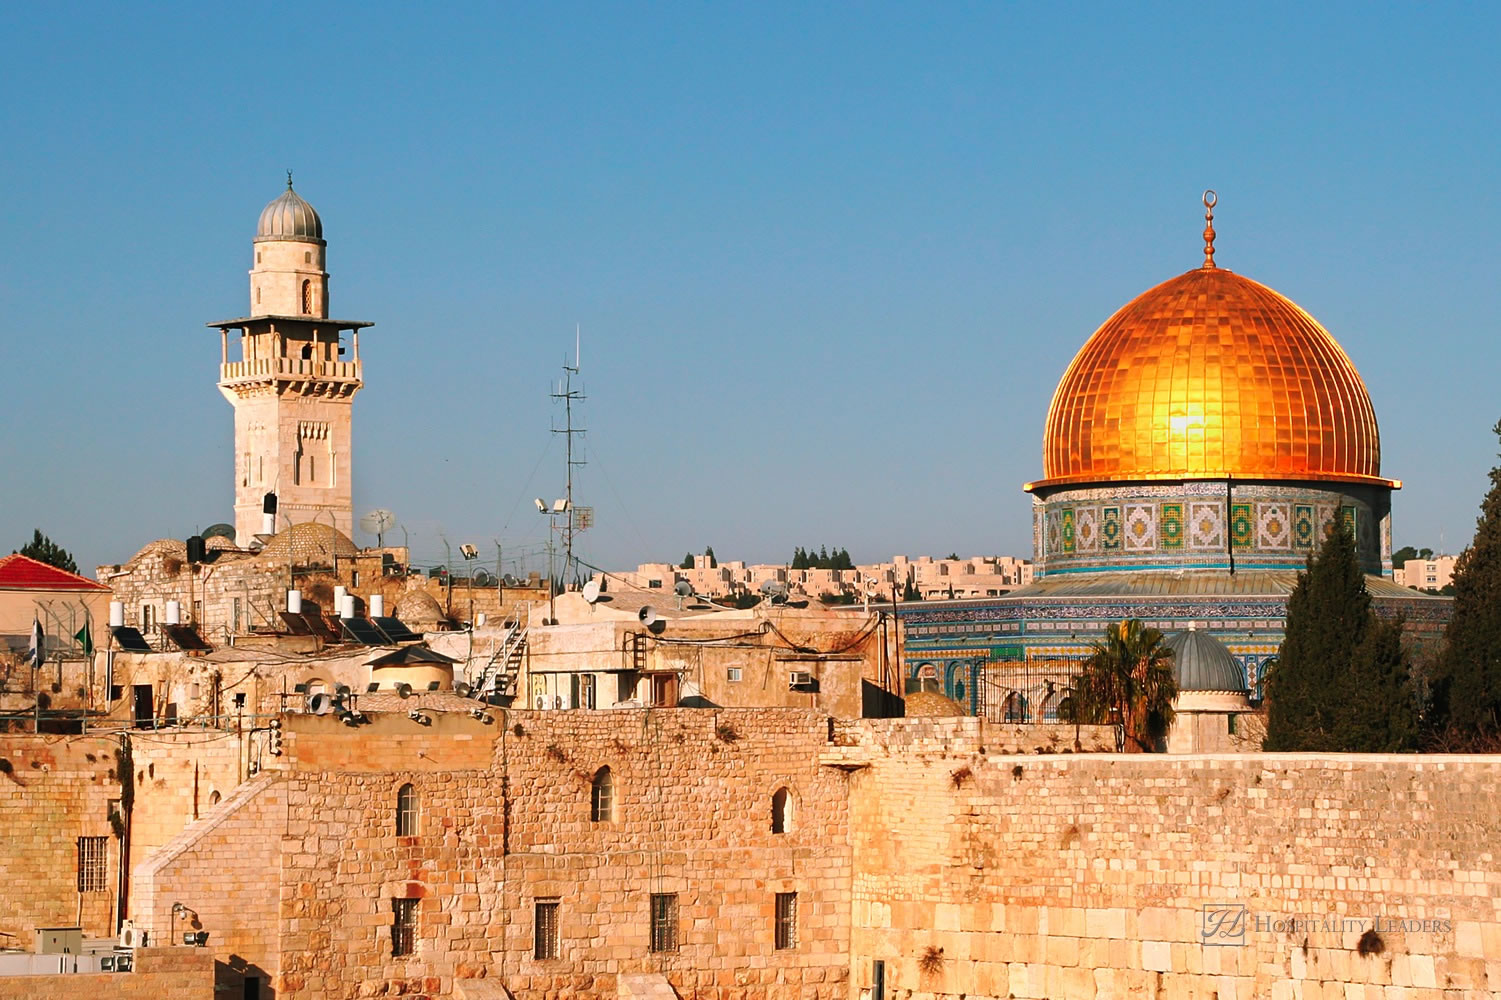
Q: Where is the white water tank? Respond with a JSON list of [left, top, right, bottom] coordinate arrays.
[[333, 585, 347, 610], [109, 601, 124, 628], [287, 589, 302, 614], [165, 600, 181, 625], [340, 595, 356, 619], [369, 594, 384, 618], [475, 613, 487, 628]]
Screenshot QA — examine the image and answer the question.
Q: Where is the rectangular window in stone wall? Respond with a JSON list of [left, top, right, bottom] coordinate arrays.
[[391, 898, 417, 957], [534, 899, 559, 960], [774, 892, 798, 950], [649, 893, 678, 953], [77, 836, 108, 892]]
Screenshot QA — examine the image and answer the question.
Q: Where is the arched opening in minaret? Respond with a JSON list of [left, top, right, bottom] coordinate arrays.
[[301, 279, 312, 315], [301, 343, 313, 361]]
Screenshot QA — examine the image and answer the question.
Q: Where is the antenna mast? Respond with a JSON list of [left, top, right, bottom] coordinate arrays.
[[551, 333, 587, 578]]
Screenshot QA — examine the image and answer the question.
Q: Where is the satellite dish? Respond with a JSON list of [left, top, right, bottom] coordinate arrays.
[[638, 606, 659, 626], [865, 578, 881, 595], [582, 579, 602, 604], [674, 580, 693, 598], [455, 681, 472, 698], [335, 684, 352, 697], [459, 543, 479, 560], [395, 682, 413, 700], [308, 692, 334, 715], [472, 568, 493, 587], [360, 509, 397, 547], [202, 522, 236, 541], [534, 498, 547, 513], [647, 617, 667, 635]]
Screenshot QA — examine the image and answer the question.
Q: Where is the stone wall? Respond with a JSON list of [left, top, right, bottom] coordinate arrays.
[[830, 720, 1501, 999], [0, 947, 213, 1000], [128, 731, 246, 865], [0, 731, 248, 948], [140, 707, 855, 999], [0, 735, 122, 940], [134, 774, 285, 997]]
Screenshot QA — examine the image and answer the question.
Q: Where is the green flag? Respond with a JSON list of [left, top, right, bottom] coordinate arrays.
[[74, 623, 93, 656]]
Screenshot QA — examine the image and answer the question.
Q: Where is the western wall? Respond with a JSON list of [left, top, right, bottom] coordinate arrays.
[[22, 709, 1468, 999]]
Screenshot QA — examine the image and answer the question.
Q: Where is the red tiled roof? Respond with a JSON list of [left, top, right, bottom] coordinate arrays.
[[0, 554, 110, 592]]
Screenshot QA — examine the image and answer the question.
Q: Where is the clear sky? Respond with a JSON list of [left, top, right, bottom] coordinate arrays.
[[2, 3, 1498, 578]]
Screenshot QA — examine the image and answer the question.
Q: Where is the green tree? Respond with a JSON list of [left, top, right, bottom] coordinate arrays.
[[680, 553, 695, 570], [902, 574, 920, 601], [17, 529, 78, 575], [1263, 526, 1417, 751], [1394, 545, 1437, 567], [1428, 420, 1501, 744], [704, 546, 717, 569], [1067, 619, 1177, 752]]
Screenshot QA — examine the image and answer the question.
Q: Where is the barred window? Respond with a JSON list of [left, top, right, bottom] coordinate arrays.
[[396, 783, 418, 836], [391, 898, 417, 957], [774, 892, 798, 950], [77, 836, 108, 892], [649, 893, 678, 953], [590, 767, 613, 823], [534, 899, 560, 960]]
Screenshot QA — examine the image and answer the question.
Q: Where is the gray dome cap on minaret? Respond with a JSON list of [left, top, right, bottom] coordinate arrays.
[[1162, 628, 1248, 693], [256, 174, 323, 242]]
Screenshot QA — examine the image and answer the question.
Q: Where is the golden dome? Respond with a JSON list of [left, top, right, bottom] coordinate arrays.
[[1029, 256, 1396, 491]]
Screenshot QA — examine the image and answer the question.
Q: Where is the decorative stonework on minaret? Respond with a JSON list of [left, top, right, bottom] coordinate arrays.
[[209, 177, 372, 546]]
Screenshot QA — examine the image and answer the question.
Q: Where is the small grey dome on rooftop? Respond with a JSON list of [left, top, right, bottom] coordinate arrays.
[[257, 175, 323, 242], [1163, 628, 1248, 693]]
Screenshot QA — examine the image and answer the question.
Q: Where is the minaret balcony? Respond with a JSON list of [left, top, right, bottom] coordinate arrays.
[[220, 357, 363, 384]]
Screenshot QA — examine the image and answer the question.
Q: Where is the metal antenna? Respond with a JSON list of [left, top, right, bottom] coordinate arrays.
[[551, 334, 587, 578]]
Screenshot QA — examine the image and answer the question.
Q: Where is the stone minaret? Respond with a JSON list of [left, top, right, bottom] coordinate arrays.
[[210, 176, 372, 546]]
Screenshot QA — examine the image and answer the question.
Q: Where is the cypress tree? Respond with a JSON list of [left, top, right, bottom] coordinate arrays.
[[1264, 526, 1416, 751], [1430, 419, 1501, 743]]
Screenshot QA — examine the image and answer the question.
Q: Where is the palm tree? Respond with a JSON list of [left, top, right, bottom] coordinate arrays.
[[1068, 619, 1178, 752]]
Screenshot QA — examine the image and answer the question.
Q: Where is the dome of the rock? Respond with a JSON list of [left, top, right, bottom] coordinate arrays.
[[1029, 257, 1393, 491]]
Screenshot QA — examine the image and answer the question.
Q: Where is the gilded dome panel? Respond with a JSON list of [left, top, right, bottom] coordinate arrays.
[[1029, 267, 1393, 490]]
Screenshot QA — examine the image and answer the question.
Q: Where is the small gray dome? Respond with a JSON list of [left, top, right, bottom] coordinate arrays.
[[256, 177, 323, 241], [1163, 629, 1247, 693]]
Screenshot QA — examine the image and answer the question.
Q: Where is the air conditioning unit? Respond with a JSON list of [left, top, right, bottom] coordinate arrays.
[[117, 922, 143, 949], [788, 670, 816, 691]]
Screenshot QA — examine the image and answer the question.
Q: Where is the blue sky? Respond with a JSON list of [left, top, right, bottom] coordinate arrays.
[[2, 3, 1498, 577]]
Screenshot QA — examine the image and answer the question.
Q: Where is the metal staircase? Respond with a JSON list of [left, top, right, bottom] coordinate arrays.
[[472, 619, 527, 703]]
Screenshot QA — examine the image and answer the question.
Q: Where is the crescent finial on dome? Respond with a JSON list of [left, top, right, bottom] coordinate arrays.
[[1202, 189, 1218, 269]]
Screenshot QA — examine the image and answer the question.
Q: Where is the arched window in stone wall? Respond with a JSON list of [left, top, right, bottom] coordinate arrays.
[[771, 786, 794, 834], [396, 782, 418, 836], [590, 766, 613, 822], [301, 279, 312, 315]]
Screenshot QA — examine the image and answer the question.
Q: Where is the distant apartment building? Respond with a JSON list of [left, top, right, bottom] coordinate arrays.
[[616, 553, 1032, 602], [1393, 554, 1457, 592]]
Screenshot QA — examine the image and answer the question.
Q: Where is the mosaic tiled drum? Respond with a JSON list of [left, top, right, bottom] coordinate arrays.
[[897, 195, 1448, 713]]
